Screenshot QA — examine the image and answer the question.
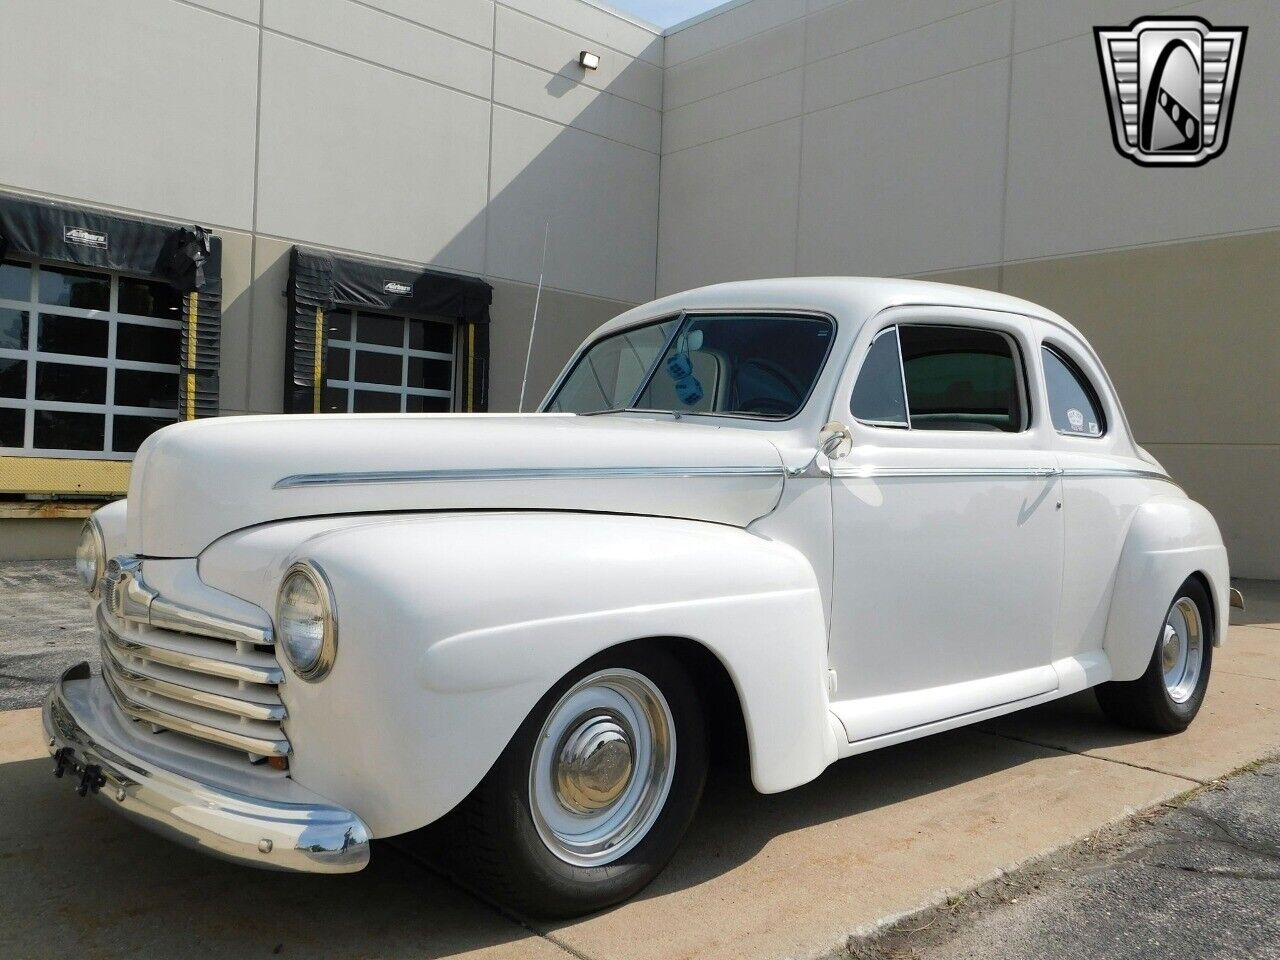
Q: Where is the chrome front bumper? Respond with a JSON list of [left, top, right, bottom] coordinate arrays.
[[42, 662, 370, 874]]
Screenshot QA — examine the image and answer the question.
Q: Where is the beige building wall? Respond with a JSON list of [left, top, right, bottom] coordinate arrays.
[[658, 0, 1280, 578]]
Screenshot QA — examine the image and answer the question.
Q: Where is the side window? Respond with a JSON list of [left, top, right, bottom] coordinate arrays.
[[1042, 345, 1105, 437], [850, 328, 908, 426], [898, 325, 1025, 432]]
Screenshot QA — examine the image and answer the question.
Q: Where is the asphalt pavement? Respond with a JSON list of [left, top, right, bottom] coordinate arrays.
[[847, 756, 1280, 960], [0, 560, 97, 711]]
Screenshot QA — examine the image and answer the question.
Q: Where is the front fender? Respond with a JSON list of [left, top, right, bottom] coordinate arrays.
[[1103, 495, 1229, 681], [201, 512, 832, 838]]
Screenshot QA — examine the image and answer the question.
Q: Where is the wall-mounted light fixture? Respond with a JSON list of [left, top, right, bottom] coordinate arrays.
[[578, 50, 600, 70]]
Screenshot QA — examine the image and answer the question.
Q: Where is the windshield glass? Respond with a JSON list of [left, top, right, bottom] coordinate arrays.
[[547, 312, 834, 419]]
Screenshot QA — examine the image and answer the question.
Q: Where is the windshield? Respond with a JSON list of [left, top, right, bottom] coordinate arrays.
[[546, 312, 835, 419]]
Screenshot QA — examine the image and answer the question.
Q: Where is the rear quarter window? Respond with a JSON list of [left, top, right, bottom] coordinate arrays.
[[1042, 345, 1105, 437]]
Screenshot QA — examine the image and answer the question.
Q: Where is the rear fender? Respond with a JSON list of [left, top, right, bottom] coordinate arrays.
[[1103, 495, 1229, 681]]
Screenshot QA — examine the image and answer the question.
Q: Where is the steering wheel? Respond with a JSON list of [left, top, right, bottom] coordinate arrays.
[[733, 359, 804, 416]]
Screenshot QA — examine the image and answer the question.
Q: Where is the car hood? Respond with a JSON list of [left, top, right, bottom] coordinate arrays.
[[126, 414, 787, 557]]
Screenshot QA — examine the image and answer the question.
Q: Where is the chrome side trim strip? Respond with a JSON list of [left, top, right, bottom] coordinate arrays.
[[831, 466, 1173, 482], [832, 466, 1063, 480], [274, 464, 785, 489], [98, 605, 284, 685], [104, 556, 273, 646], [102, 661, 290, 757], [1060, 467, 1173, 482], [281, 464, 1174, 488], [101, 640, 286, 723]]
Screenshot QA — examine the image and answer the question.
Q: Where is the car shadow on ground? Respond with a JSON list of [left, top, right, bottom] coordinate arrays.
[[605, 690, 1164, 905], [0, 685, 1205, 958]]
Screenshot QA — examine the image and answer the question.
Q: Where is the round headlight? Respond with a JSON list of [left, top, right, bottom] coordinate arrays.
[[276, 562, 337, 682], [75, 519, 105, 593]]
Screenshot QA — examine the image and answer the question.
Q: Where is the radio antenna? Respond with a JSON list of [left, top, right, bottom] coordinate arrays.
[[518, 220, 550, 413]]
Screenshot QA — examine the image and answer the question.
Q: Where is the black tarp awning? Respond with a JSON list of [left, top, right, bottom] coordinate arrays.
[[285, 247, 492, 414], [0, 192, 222, 418]]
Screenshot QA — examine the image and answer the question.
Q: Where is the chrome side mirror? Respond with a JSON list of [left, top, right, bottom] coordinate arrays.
[[818, 421, 853, 462], [789, 421, 853, 478]]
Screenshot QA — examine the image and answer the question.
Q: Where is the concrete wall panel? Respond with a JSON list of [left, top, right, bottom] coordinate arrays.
[[0, 0, 258, 229], [666, 0, 805, 67], [186, 0, 261, 22], [1012, 0, 1171, 53], [1004, 1, 1280, 262], [0, 519, 81, 561], [804, 1, 1011, 113], [500, 0, 664, 65], [494, 57, 661, 152], [263, 0, 493, 99], [664, 19, 804, 110], [657, 118, 802, 295], [496, 6, 663, 110], [487, 107, 658, 303], [354, 0, 496, 48], [254, 33, 490, 273], [245, 236, 295, 416], [662, 67, 801, 154], [804, 0, 997, 64], [214, 229, 256, 415], [797, 60, 1009, 277]]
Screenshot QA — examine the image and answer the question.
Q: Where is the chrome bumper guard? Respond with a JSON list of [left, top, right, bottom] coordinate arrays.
[[43, 662, 370, 874]]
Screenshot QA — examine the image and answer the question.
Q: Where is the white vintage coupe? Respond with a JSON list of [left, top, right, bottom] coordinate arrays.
[[47, 278, 1237, 917]]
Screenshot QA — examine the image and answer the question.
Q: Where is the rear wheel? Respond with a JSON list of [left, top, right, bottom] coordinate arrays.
[[1095, 576, 1214, 733], [439, 645, 707, 918]]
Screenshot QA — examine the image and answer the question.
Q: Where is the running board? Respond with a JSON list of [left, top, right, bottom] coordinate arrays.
[[830, 653, 1111, 760]]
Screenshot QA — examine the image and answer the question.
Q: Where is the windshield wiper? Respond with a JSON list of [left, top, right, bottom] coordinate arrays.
[[578, 407, 642, 416]]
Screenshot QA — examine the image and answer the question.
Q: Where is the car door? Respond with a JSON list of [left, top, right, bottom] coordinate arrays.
[[827, 306, 1064, 744]]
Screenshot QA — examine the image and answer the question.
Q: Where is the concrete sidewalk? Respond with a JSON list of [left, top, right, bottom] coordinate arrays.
[[0, 582, 1276, 960]]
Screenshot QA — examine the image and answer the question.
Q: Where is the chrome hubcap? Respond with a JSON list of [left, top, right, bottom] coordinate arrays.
[[1162, 597, 1204, 704], [554, 714, 634, 813], [530, 669, 675, 867]]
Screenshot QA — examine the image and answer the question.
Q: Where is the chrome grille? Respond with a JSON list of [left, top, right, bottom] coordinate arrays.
[[96, 556, 288, 760]]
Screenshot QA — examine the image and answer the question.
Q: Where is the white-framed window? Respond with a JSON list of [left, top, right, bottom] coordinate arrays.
[[322, 308, 456, 413], [0, 258, 182, 459]]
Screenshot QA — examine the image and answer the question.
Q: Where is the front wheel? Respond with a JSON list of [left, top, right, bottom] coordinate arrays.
[[1095, 576, 1214, 733], [442, 645, 707, 918]]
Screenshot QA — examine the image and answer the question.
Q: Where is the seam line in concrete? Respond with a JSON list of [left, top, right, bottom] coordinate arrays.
[[1218, 668, 1280, 680], [665, 0, 1007, 112], [260, 27, 663, 157], [388, 842, 596, 960], [660, 53, 1011, 158], [996, 0, 1015, 288], [975, 728, 1206, 786], [167, 0, 259, 28], [244, 0, 267, 413], [497, 0, 664, 63]]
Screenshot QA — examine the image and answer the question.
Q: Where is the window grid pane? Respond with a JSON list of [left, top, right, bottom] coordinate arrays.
[[0, 260, 182, 458], [324, 308, 456, 415]]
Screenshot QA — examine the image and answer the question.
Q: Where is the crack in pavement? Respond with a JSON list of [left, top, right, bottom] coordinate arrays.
[[974, 728, 1205, 785]]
